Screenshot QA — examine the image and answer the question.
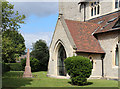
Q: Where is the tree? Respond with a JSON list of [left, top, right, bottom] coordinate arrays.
[[1, 1, 26, 63], [31, 40, 49, 71], [2, 0, 26, 31], [21, 57, 40, 72], [2, 30, 26, 63]]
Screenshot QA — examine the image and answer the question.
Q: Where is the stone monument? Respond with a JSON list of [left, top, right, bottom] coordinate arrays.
[[23, 48, 32, 78]]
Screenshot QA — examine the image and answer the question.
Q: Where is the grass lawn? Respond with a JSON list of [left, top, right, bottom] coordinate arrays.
[[2, 71, 118, 88]]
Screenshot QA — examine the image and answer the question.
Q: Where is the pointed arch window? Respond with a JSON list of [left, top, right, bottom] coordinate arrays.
[[94, 7, 96, 15], [89, 56, 94, 69], [91, 8, 93, 16], [115, 44, 119, 66], [90, 2, 100, 16], [115, 0, 120, 9], [119, 0, 120, 7], [97, 5, 100, 14]]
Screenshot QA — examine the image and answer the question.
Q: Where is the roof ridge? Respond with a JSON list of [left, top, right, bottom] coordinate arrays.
[[64, 19, 100, 25], [88, 10, 120, 21]]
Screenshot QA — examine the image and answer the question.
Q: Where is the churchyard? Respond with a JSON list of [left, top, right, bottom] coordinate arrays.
[[1, 1, 120, 89], [2, 71, 118, 88]]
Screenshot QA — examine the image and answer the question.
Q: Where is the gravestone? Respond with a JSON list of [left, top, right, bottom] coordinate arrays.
[[23, 48, 32, 78]]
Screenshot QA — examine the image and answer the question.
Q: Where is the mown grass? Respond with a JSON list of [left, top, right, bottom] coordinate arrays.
[[2, 71, 118, 88]]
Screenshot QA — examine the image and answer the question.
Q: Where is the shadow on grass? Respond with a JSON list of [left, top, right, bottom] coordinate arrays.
[[2, 71, 33, 88], [68, 81, 93, 86]]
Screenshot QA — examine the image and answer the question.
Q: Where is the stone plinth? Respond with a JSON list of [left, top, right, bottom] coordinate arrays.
[[23, 48, 32, 78]]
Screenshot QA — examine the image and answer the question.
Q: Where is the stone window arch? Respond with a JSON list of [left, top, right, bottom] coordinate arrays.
[[57, 44, 67, 76], [89, 56, 93, 65], [90, 2, 100, 17], [115, 40, 120, 66], [115, 0, 120, 9], [91, 8, 93, 16], [115, 44, 119, 66], [89, 56, 94, 69], [97, 5, 100, 14], [53, 39, 68, 76]]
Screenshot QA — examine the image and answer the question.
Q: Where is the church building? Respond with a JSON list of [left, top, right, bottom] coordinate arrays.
[[47, 0, 120, 79]]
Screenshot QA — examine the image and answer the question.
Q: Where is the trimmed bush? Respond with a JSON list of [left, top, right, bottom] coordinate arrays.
[[2, 62, 10, 74], [64, 56, 92, 86], [21, 57, 40, 72], [7, 63, 23, 71], [21, 58, 26, 70]]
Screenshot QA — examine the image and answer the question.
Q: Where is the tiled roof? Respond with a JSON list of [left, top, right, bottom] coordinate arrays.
[[88, 11, 120, 34], [65, 19, 105, 53]]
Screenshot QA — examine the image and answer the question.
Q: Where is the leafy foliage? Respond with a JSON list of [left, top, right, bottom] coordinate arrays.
[[2, 30, 26, 63], [30, 39, 49, 71], [1, 1, 26, 63], [21, 57, 40, 72], [64, 56, 92, 85], [2, 1, 26, 31]]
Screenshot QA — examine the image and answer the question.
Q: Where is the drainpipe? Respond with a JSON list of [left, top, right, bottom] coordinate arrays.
[[118, 42, 120, 81], [84, 3, 86, 22], [118, 42, 120, 66], [78, 2, 86, 22]]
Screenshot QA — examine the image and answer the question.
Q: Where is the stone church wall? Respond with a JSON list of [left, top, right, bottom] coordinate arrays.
[[48, 19, 75, 77], [59, 2, 84, 21], [97, 31, 120, 79], [77, 53, 103, 79], [59, 1, 115, 21]]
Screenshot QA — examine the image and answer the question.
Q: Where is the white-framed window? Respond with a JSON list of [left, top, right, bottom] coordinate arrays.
[[115, 0, 120, 9], [90, 2, 100, 17]]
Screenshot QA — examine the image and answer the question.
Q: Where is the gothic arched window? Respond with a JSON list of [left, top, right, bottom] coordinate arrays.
[[89, 56, 93, 69], [91, 8, 93, 16], [97, 5, 100, 14], [94, 7, 96, 15], [115, 0, 120, 9], [90, 2, 100, 16], [115, 44, 119, 66]]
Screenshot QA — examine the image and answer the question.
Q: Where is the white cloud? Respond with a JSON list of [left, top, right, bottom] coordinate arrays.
[[21, 32, 53, 49], [5, 1, 57, 50]]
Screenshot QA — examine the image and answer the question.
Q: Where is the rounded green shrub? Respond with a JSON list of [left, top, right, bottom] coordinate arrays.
[[64, 56, 92, 85], [21, 57, 40, 72]]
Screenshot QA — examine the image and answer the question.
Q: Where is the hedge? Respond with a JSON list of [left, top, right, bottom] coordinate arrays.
[[2, 62, 10, 74], [7, 63, 23, 71]]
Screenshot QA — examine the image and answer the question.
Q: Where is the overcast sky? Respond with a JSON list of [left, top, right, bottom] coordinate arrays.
[[7, 1, 59, 49]]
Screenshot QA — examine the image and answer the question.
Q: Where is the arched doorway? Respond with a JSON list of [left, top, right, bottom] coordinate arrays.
[[57, 44, 67, 76]]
